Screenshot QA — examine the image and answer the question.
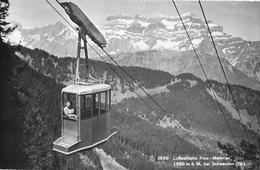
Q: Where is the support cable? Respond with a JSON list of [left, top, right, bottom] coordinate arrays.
[[171, 0, 238, 143], [198, 0, 250, 141]]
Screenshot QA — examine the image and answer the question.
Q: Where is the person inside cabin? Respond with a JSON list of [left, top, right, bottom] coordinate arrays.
[[64, 100, 77, 119]]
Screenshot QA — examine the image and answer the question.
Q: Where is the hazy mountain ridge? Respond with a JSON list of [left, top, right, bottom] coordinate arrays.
[[112, 50, 260, 91], [9, 22, 77, 57], [9, 13, 260, 88]]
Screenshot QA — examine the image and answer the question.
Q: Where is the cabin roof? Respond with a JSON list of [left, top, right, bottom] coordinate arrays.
[[62, 83, 111, 95]]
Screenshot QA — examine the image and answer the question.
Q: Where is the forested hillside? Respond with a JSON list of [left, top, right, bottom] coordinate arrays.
[[101, 73, 260, 169], [0, 42, 103, 169]]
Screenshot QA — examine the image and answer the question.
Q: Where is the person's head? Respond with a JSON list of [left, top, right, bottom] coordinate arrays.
[[66, 100, 72, 107]]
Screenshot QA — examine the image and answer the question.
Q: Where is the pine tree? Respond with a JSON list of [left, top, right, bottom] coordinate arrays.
[[0, 0, 16, 42], [217, 140, 260, 170]]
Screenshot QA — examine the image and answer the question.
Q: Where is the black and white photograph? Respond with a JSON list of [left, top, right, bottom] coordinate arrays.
[[0, 0, 260, 169]]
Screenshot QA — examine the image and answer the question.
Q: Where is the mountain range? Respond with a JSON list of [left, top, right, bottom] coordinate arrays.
[[4, 12, 260, 169], [8, 13, 260, 91]]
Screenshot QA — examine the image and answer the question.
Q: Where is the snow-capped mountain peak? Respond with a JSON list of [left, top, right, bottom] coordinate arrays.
[[9, 14, 226, 55]]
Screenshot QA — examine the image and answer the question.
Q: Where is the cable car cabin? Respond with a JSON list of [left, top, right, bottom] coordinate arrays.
[[53, 82, 117, 155]]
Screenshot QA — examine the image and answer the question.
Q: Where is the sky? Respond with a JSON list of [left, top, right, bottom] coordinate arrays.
[[8, 0, 260, 41]]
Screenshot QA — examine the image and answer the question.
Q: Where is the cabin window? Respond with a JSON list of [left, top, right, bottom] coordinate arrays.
[[92, 93, 99, 117], [62, 93, 77, 116], [63, 93, 76, 106], [80, 95, 92, 119], [100, 91, 106, 114], [91, 91, 110, 117]]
